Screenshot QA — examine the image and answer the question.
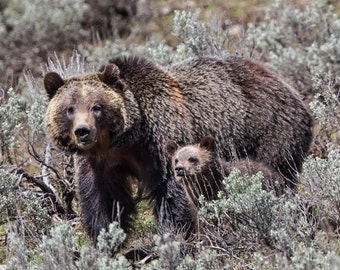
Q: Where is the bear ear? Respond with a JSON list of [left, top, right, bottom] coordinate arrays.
[[44, 72, 65, 99], [199, 136, 215, 151], [165, 140, 179, 157], [99, 64, 124, 91]]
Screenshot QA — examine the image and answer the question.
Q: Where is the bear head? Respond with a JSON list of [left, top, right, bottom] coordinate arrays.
[[166, 136, 216, 182], [44, 64, 138, 154]]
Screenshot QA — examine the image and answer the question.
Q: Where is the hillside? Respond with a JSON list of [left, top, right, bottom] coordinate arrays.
[[0, 0, 339, 268]]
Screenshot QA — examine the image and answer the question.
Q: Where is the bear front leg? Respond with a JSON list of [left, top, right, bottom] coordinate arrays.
[[77, 173, 111, 242], [155, 177, 195, 238], [76, 158, 136, 243]]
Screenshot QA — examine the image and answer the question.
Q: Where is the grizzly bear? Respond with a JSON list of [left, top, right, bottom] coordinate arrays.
[[44, 55, 313, 242], [166, 136, 285, 227]]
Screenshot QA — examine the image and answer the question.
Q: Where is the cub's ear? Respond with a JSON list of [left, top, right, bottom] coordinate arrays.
[[99, 64, 125, 91], [199, 136, 215, 151], [44, 72, 64, 99], [165, 140, 179, 157]]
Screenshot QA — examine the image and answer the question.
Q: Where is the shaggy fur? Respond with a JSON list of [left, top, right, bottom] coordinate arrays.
[[44, 56, 313, 241], [166, 136, 285, 228]]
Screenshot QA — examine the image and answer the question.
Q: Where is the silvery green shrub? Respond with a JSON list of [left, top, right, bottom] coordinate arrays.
[[0, 87, 26, 162], [1, 0, 89, 48], [246, 0, 340, 97], [0, 169, 17, 219], [6, 222, 128, 269]]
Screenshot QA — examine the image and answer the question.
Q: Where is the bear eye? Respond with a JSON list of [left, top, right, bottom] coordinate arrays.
[[67, 106, 75, 115], [174, 158, 178, 164], [91, 105, 102, 112], [188, 157, 199, 164]]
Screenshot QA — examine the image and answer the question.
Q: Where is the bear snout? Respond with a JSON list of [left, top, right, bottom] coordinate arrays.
[[175, 165, 185, 177], [74, 125, 97, 146], [75, 125, 90, 140]]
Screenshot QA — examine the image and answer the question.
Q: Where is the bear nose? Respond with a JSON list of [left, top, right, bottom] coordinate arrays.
[[74, 126, 90, 141], [175, 165, 185, 176]]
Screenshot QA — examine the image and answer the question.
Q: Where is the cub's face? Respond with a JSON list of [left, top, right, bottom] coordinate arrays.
[[44, 65, 129, 153], [166, 136, 215, 182], [172, 146, 211, 180]]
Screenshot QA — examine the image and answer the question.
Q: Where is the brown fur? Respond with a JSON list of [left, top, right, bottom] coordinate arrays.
[[166, 136, 285, 228], [44, 55, 312, 242]]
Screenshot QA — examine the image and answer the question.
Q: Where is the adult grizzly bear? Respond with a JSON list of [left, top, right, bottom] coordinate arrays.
[[166, 136, 285, 228], [44, 56, 313, 241]]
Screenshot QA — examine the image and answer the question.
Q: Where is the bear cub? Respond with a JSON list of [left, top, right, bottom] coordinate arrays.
[[166, 136, 285, 227]]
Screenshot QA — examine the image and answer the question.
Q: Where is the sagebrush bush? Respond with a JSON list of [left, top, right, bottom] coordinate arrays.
[[79, 39, 130, 69], [143, 233, 181, 270], [0, 0, 92, 84], [309, 74, 339, 155], [179, 249, 224, 270], [0, 169, 17, 220], [6, 231, 30, 270], [135, 9, 237, 66], [172, 10, 230, 58], [310, 75, 339, 124], [299, 143, 340, 229], [0, 168, 53, 248], [199, 169, 281, 248], [254, 233, 340, 270], [0, 87, 27, 163], [196, 166, 338, 268], [1, 0, 89, 49], [141, 233, 225, 270], [6, 222, 129, 270], [246, 0, 340, 99]]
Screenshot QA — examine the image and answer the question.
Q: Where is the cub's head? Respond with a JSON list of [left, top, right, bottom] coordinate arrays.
[[44, 64, 134, 154], [166, 136, 216, 182]]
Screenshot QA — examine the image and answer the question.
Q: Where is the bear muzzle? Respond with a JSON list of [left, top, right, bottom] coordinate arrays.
[[73, 125, 97, 149], [175, 165, 186, 177]]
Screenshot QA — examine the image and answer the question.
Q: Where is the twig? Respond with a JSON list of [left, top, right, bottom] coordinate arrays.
[[14, 167, 66, 215]]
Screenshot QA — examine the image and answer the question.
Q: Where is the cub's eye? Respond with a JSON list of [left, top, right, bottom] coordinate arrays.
[[67, 106, 75, 115], [91, 105, 102, 112], [188, 157, 199, 164], [174, 158, 179, 164]]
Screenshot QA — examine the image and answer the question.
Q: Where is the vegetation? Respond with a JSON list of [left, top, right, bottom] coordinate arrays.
[[0, 0, 339, 268]]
